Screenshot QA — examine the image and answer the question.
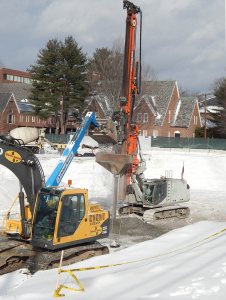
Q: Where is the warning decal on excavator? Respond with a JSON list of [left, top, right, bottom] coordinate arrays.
[[5, 151, 22, 163]]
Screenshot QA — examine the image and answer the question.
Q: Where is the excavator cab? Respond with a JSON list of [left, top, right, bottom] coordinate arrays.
[[32, 187, 110, 250], [143, 180, 167, 206]]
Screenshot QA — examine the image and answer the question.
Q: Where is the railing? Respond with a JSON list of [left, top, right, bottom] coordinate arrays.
[[45, 134, 71, 144], [140, 136, 226, 151], [45, 134, 226, 151]]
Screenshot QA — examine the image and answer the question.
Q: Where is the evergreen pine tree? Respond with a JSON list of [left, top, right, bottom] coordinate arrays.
[[28, 36, 88, 134]]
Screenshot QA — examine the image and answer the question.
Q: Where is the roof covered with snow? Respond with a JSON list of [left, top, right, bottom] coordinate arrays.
[[173, 96, 197, 127], [17, 101, 34, 113], [142, 80, 176, 126], [136, 94, 158, 116], [84, 94, 112, 117], [199, 106, 224, 114]]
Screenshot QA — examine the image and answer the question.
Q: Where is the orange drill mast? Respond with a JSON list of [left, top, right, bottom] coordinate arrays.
[[120, 0, 142, 176], [93, 1, 143, 200]]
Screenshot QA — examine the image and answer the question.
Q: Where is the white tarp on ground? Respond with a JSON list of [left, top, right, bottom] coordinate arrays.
[[1, 221, 226, 299]]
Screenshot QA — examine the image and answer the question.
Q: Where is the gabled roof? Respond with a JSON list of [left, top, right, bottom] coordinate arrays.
[[84, 94, 112, 117], [0, 83, 35, 114], [135, 94, 158, 116], [142, 80, 177, 125], [0, 92, 20, 113], [172, 97, 197, 127], [0, 92, 12, 112], [0, 83, 30, 101]]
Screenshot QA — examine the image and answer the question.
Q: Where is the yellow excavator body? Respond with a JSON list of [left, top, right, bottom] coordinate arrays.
[[31, 187, 109, 250], [3, 187, 109, 250], [0, 187, 110, 275]]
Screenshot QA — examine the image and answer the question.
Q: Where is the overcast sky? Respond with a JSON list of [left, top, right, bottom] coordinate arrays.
[[0, 0, 225, 93]]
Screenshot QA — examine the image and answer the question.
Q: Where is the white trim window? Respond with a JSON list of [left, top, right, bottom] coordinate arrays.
[[26, 115, 30, 123], [143, 113, 148, 123], [32, 116, 36, 123], [19, 115, 23, 123], [8, 114, 15, 124], [137, 113, 142, 123]]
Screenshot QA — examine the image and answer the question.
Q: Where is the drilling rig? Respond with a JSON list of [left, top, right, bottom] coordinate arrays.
[[91, 0, 190, 221]]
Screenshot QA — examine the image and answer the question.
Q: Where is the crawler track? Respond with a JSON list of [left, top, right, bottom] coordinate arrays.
[[119, 205, 190, 223], [0, 235, 108, 275]]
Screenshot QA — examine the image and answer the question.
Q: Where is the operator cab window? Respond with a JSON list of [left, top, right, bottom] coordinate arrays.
[[144, 182, 167, 206], [153, 182, 167, 205], [33, 190, 60, 241], [144, 184, 155, 204], [58, 194, 85, 238]]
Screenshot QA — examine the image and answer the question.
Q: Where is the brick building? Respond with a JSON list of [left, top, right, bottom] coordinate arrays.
[[0, 68, 32, 84], [0, 83, 77, 134], [0, 68, 202, 138], [133, 81, 201, 138], [0, 92, 57, 134]]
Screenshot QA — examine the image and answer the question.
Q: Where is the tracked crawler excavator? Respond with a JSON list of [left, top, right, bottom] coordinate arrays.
[[0, 112, 116, 275], [90, 0, 190, 221]]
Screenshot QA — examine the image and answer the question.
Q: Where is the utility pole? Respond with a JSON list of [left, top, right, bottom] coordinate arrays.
[[204, 94, 207, 139]]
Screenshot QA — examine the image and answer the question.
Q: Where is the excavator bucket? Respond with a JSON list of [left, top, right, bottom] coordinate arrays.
[[90, 132, 117, 145], [89, 118, 118, 145], [96, 152, 133, 175]]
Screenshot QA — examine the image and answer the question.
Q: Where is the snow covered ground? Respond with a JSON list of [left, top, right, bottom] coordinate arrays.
[[0, 148, 226, 299]]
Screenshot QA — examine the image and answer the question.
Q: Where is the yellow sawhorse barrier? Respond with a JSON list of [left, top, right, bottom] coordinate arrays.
[[53, 250, 84, 297], [54, 269, 85, 297]]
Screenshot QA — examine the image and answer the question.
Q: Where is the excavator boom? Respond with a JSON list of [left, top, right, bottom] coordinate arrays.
[[46, 112, 98, 186], [0, 136, 45, 214]]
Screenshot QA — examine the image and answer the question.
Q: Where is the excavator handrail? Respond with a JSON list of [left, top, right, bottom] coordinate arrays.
[[1, 194, 19, 233]]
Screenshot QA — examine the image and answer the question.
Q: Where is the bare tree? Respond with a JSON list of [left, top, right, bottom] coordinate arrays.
[[87, 42, 123, 110], [141, 60, 157, 82], [212, 77, 226, 137], [88, 38, 157, 110]]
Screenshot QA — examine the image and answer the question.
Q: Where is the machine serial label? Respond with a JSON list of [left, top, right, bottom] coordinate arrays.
[[5, 151, 22, 163]]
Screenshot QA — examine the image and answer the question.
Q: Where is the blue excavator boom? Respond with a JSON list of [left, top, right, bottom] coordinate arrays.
[[46, 112, 98, 187]]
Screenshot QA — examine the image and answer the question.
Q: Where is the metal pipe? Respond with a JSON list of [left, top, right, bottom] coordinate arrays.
[[112, 175, 119, 219]]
